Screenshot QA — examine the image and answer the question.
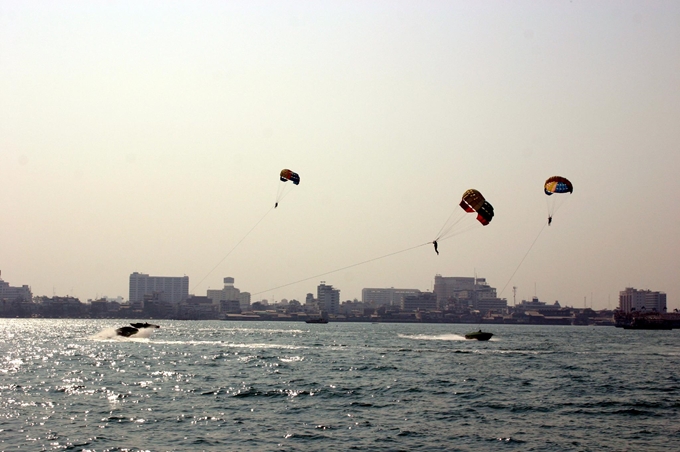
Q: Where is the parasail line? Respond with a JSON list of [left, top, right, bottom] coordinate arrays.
[[275, 168, 300, 207], [192, 206, 275, 292], [498, 222, 547, 298], [435, 214, 467, 242], [433, 208, 462, 241], [276, 185, 295, 206], [438, 223, 480, 242], [253, 241, 432, 296]]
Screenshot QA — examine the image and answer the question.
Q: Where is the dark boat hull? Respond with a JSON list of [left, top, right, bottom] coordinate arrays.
[[116, 323, 161, 337], [465, 331, 493, 341], [130, 322, 160, 329], [305, 318, 328, 324], [116, 326, 139, 337], [615, 312, 680, 330]]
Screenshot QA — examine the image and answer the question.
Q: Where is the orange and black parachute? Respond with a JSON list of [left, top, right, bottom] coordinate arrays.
[[459, 189, 494, 225], [280, 169, 300, 185], [544, 176, 573, 195]]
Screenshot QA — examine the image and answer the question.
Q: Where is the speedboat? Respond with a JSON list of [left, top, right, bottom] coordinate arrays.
[[465, 330, 493, 341], [116, 322, 160, 337]]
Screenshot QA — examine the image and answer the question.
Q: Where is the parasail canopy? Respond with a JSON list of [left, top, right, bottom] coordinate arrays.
[[459, 189, 494, 226], [544, 176, 572, 225], [280, 169, 300, 185], [544, 176, 573, 195]]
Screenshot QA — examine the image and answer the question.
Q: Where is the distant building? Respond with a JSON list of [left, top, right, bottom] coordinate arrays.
[[0, 273, 34, 317], [515, 297, 560, 312], [476, 297, 508, 313], [141, 291, 176, 318], [304, 293, 319, 314], [129, 272, 189, 307], [433, 274, 503, 310], [220, 299, 241, 314], [619, 287, 667, 313], [0, 272, 32, 303], [207, 277, 251, 311], [89, 298, 122, 317], [340, 299, 366, 316], [402, 292, 438, 311], [317, 282, 340, 315], [180, 295, 217, 319], [362, 287, 421, 307], [35, 296, 85, 317], [239, 292, 251, 309]]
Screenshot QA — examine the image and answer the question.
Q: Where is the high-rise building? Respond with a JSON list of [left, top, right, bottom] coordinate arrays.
[[207, 277, 251, 310], [317, 282, 340, 315], [433, 274, 505, 310], [239, 292, 251, 309], [619, 287, 667, 313], [362, 288, 421, 307], [129, 272, 189, 307]]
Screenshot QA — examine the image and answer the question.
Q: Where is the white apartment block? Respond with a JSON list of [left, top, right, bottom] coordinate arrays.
[[318, 282, 340, 315], [0, 273, 32, 302], [129, 272, 189, 306], [434, 275, 498, 303], [619, 287, 667, 313], [362, 287, 421, 307]]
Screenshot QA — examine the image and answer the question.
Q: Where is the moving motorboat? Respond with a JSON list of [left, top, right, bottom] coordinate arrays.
[[465, 330, 493, 341], [116, 322, 160, 337]]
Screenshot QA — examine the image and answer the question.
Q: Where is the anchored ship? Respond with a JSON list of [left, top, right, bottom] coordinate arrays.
[[614, 311, 680, 330]]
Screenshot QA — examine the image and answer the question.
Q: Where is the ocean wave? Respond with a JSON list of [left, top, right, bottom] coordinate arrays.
[[4, 320, 680, 451], [398, 333, 467, 341]]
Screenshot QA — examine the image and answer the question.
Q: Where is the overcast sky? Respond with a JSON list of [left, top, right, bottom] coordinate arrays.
[[1, 1, 679, 310]]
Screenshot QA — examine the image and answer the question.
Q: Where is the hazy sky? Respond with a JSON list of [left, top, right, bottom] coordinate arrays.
[[2, 1, 679, 310]]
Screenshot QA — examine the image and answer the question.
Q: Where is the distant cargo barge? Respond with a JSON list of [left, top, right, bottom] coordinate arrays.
[[614, 311, 680, 330]]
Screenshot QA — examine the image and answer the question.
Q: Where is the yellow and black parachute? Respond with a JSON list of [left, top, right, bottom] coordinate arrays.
[[544, 176, 573, 195], [544, 176, 572, 224]]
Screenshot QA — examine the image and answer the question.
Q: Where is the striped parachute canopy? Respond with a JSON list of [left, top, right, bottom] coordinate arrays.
[[459, 189, 494, 226], [544, 176, 573, 195], [280, 169, 300, 185]]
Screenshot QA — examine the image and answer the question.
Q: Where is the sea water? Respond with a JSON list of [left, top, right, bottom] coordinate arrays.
[[1, 319, 679, 451]]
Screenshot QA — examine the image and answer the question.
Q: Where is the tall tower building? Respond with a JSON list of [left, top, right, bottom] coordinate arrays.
[[317, 282, 340, 315], [433, 274, 504, 310], [129, 272, 189, 306], [207, 277, 251, 310]]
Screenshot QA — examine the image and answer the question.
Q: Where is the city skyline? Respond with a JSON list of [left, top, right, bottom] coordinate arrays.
[[2, 2, 679, 310], [0, 269, 666, 313]]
